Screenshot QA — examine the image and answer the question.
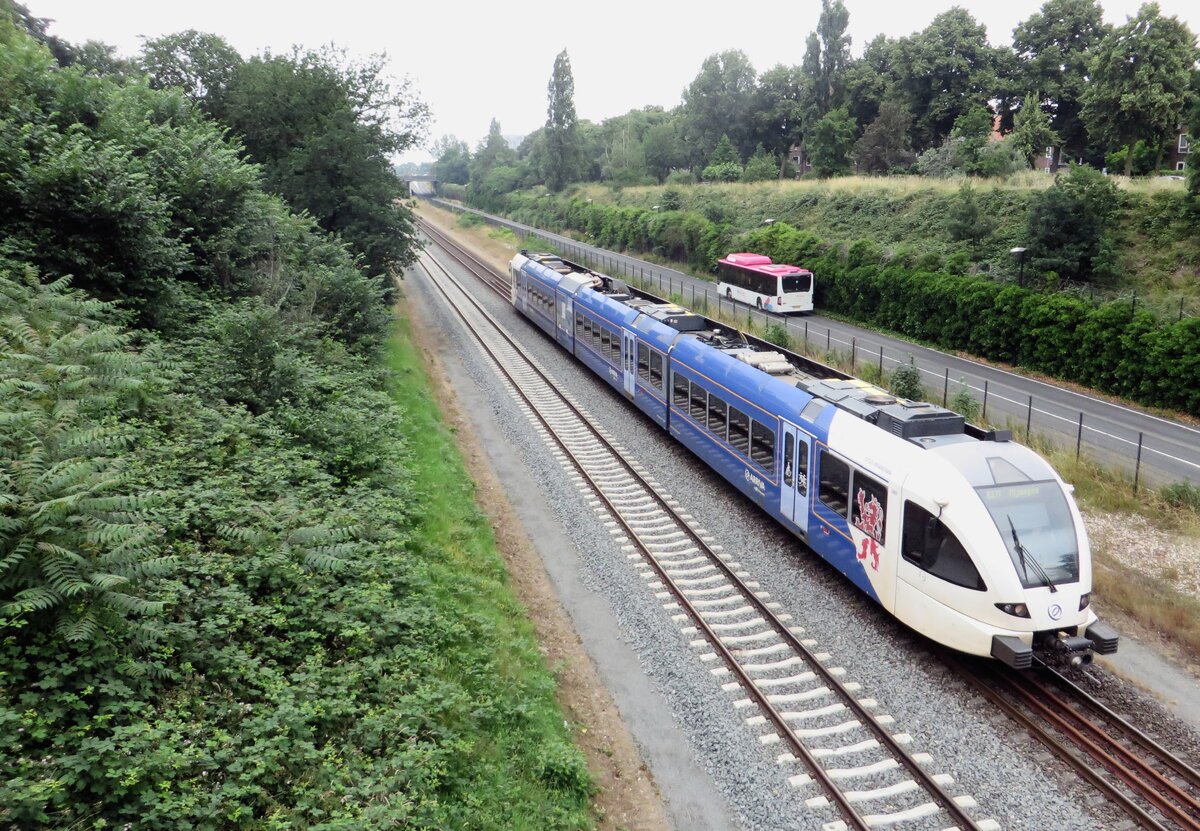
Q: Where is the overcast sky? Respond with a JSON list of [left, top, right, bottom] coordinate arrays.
[[26, 0, 1200, 162]]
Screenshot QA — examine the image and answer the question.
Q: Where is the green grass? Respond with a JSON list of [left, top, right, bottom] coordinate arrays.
[[384, 310, 595, 830]]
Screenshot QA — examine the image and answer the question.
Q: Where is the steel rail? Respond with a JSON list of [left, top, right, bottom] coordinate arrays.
[[953, 655, 1200, 831], [1037, 661, 1200, 790], [1001, 671, 1200, 831], [416, 226, 986, 831]]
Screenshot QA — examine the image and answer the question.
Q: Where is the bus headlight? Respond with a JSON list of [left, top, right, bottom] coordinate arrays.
[[996, 603, 1031, 618]]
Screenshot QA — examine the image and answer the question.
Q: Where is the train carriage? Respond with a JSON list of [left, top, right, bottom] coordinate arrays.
[[508, 250, 1118, 668]]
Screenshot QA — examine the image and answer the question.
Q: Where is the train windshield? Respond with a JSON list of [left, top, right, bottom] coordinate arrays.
[[976, 481, 1079, 587], [780, 273, 811, 294]]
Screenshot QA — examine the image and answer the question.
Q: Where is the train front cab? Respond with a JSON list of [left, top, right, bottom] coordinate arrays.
[[890, 450, 1118, 668]]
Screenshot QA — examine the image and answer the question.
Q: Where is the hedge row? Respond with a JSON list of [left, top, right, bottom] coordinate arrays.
[[484, 193, 1200, 417]]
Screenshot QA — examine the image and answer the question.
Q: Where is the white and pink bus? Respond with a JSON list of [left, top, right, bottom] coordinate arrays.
[[717, 252, 814, 314]]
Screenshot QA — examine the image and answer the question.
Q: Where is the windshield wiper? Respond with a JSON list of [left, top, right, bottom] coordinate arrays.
[[1007, 515, 1057, 593]]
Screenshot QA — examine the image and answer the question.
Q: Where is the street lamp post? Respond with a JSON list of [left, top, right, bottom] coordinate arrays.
[[1010, 246, 1028, 288]]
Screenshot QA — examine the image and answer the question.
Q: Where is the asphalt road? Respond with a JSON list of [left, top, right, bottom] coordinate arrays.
[[431, 199, 1200, 489]]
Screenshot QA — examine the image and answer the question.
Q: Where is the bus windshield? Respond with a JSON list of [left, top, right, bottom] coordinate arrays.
[[976, 481, 1079, 587], [780, 273, 811, 294]]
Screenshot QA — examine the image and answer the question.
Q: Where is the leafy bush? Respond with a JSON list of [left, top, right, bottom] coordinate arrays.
[[1161, 482, 1200, 511], [702, 161, 742, 182], [951, 381, 981, 421], [890, 360, 923, 400], [763, 322, 791, 348]]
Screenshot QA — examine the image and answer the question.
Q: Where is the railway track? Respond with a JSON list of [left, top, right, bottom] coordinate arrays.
[[414, 220, 996, 831], [956, 658, 1200, 831]]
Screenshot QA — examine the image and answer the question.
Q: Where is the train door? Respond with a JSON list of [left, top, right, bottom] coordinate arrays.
[[622, 331, 637, 398], [779, 422, 810, 537], [557, 294, 574, 350]]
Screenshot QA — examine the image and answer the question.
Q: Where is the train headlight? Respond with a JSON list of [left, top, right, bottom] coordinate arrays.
[[996, 602, 1031, 619], [1078, 593, 1091, 611]]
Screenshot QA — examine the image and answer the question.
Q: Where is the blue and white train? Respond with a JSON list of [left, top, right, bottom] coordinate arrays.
[[510, 249, 1119, 668]]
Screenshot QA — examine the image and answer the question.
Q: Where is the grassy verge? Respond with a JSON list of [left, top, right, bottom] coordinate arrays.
[[1092, 554, 1200, 659], [383, 308, 595, 829]]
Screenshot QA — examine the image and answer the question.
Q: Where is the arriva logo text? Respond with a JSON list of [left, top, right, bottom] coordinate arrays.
[[744, 469, 765, 493]]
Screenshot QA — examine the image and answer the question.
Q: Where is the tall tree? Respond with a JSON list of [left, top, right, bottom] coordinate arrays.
[[471, 117, 517, 185], [1082, 2, 1198, 176], [1, 0, 75, 65], [140, 30, 243, 115], [1013, 0, 1109, 170], [813, 0, 851, 115], [1188, 76, 1200, 200], [889, 9, 998, 151], [680, 50, 758, 164], [642, 120, 685, 182], [951, 106, 997, 176], [220, 46, 429, 278], [841, 37, 892, 135], [543, 49, 581, 191], [753, 64, 809, 162], [855, 101, 915, 173], [1011, 98, 1061, 168], [431, 135, 470, 185], [807, 106, 856, 177]]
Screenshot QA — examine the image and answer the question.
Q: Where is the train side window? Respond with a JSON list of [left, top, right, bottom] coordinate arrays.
[[707, 394, 728, 440], [601, 328, 611, 356], [673, 372, 689, 408], [902, 502, 986, 591], [818, 451, 850, 517], [750, 420, 775, 474], [728, 407, 750, 455], [649, 351, 664, 391], [609, 328, 621, 363], [637, 343, 651, 382], [783, 433, 794, 487], [592, 321, 601, 350], [689, 383, 707, 421], [796, 438, 808, 496], [851, 471, 887, 544]]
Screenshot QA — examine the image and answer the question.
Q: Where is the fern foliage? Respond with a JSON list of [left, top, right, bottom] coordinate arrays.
[[0, 266, 171, 642]]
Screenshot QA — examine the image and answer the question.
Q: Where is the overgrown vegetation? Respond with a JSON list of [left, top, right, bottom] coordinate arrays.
[[1, 6, 592, 827]]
